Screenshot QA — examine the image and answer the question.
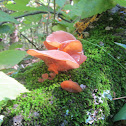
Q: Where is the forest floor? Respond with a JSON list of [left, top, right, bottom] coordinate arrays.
[[1, 8, 126, 126]]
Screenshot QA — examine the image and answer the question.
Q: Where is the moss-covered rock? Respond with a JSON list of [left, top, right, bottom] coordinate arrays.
[[1, 12, 126, 126], [2, 61, 112, 125]]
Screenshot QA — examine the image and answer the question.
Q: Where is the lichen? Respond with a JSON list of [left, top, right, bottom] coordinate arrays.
[[1, 12, 126, 126]]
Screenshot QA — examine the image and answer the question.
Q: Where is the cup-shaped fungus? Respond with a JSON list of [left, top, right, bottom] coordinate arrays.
[[59, 40, 82, 54], [44, 31, 76, 50], [44, 31, 87, 65], [61, 80, 83, 93], [70, 52, 87, 65], [27, 49, 79, 74], [59, 40, 87, 65]]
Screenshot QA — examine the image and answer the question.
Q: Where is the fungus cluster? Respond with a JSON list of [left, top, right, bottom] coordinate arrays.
[[38, 72, 56, 83], [27, 31, 87, 93], [27, 31, 87, 74]]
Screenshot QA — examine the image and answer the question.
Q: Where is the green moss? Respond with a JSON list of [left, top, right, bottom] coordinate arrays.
[[2, 58, 112, 125], [1, 12, 126, 126]]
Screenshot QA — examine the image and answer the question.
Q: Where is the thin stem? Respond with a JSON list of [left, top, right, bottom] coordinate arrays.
[[113, 96, 126, 100], [0, 11, 72, 26], [20, 33, 39, 50], [54, 0, 56, 24], [46, 0, 51, 36]]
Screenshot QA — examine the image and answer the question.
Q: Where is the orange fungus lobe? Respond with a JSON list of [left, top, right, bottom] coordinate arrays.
[[61, 80, 82, 93], [27, 49, 79, 74], [42, 73, 48, 80], [44, 31, 76, 50], [49, 72, 56, 79]]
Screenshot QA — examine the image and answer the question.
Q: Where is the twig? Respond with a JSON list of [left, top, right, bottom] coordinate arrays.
[[20, 33, 39, 50], [113, 96, 126, 100], [0, 11, 72, 26], [15, 11, 51, 19], [58, 13, 72, 23], [35, 1, 45, 6]]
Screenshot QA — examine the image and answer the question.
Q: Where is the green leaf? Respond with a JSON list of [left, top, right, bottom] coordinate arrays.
[[0, 10, 19, 24], [0, 50, 27, 70], [0, 71, 29, 101], [5, 0, 52, 12], [37, 5, 53, 12], [0, 98, 10, 113], [20, 24, 39, 32], [52, 24, 67, 31], [113, 103, 126, 122], [0, 25, 11, 33], [56, 0, 66, 7], [73, 0, 79, 4], [0, 42, 4, 51], [114, 0, 126, 7], [0, 71, 29, 125], [57, 20, 75, 33], [9, 42, 23, 50], [115, 42, 126, 49], [5, 0, 35, 11], [7, 1, 14, 4], [10, 11, 25, 17], [24, 14, 42, 24], [64, 0, 116, 19]]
